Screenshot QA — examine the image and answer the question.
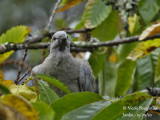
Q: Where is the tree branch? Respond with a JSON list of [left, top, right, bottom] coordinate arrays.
[[1, 34, 160, 54], [26, 28, 91, 44], [46, 0, 62, 30]]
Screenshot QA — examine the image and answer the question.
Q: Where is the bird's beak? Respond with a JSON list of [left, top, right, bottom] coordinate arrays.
[[58, 38, 67, 51]]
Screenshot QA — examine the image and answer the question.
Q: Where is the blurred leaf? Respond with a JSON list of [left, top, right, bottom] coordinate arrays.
[[91, 10, 118, 41], [127, 39, 160, 61], [38, 80, 59, 105], [139, 23, 160, 41], [99, 50, 117, 97], [133, 54, 157, 91], [0, 70, 4, 80], [51, 92, 103, 120], [74, 21, 84, 30], [92, 10, 118, 41], [89, 48, 108, 78], [118, 42, 138, 62], [155, 54, 160, 83], [9, 84, 37, 102], [128, 14, 138, 34], [1, 94, 38, 120], [0, 80, 14, 88], [0, 83, 11, 94], [0, 103, 27, 120], [0, 51, 14, 63], [55, 19, 68, 29], [109, 53, 117, 63], [32, 102, 55, 120], [56, 0, 84, 12], [62, 101, 111, 120], [0, 25, 31, 63], [83, 0, 112, 29], [115, 60, 136, 96], [138, 0, 160, 23], [0, 70, 14, 92], [36, 74, 71, 94], [92, 92, 152, 120]]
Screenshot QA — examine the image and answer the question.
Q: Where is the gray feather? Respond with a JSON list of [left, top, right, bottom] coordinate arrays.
[[32, 31, 95, 96]]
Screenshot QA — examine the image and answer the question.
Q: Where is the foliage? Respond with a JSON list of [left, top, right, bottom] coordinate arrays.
[[0, 0, 160, 119], [0, 26, 31, 63], [36, 74, 71, 94], [56, 0, 84, 12]]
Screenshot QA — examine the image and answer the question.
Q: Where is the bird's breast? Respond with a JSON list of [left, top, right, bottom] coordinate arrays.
[[45, 53, 80, 82]]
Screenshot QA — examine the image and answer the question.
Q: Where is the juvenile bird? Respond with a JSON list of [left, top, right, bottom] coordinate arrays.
[[32, 31, 95, 96]]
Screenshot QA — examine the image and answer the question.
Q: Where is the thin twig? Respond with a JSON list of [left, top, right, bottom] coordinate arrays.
[[18, 70, 29, 83], [15, 42, 29, 84], [0, 60, 39, 94], [46, 0, 62, 30]]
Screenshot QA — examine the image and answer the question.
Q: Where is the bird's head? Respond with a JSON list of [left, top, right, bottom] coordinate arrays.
[[50, 31, 70, 52]]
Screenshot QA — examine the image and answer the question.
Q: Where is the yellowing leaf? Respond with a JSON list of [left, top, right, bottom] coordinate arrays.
[[139, 23, 160, 41], [0, 70, 14, 88], [127, 39, 160, 61], [1, 94, 38, 120], [0, 103, 27, 120], [9, 84, 37, 102], [56, 0, 84, 12], [0, 26, 31, 63], [149, 110, 160, 115], [0, 26, 31, 44], [0, 70, 4, 80], [1, 80, 14, 88], [128, 14, 137, 34], [0, 51, 14, 64], [109, 53, 117, 63]]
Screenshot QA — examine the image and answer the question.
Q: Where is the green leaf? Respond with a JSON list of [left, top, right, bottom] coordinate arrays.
[[132, 53, 158, 91], [92, 10, 118, 41], [89, 48, 108, 78], [38, 80, 59, 105], [138, 0, 160, 23], [0, 25, 31, 63], [99, 48, 117, 97], [62, 101, 111, 120], [36, 74, 71, 94], [115, 59, 136, 96], [83, 0, 112, 29], [155, 54, 160, 83], [118, 42, 138, 62], [127, 39, 160, 61], [32, 102, 55, 120], [0, 25, 31, 44], [74, 21, 85, 30], [0, 83, 11, 94], [56, 0, 84, 12], [51, 92, 103, 120], [92, 92, 152, 120]]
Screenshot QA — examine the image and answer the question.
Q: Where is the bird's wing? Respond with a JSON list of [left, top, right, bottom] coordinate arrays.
[[79, 62, 95, 92], [32, 64, 41, 74]]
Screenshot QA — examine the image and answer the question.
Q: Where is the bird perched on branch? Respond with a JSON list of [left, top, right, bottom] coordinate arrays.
[[32, 31, 95, 96]]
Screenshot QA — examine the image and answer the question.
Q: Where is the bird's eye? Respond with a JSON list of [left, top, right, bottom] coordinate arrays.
[[53, 37, 56, 41]]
